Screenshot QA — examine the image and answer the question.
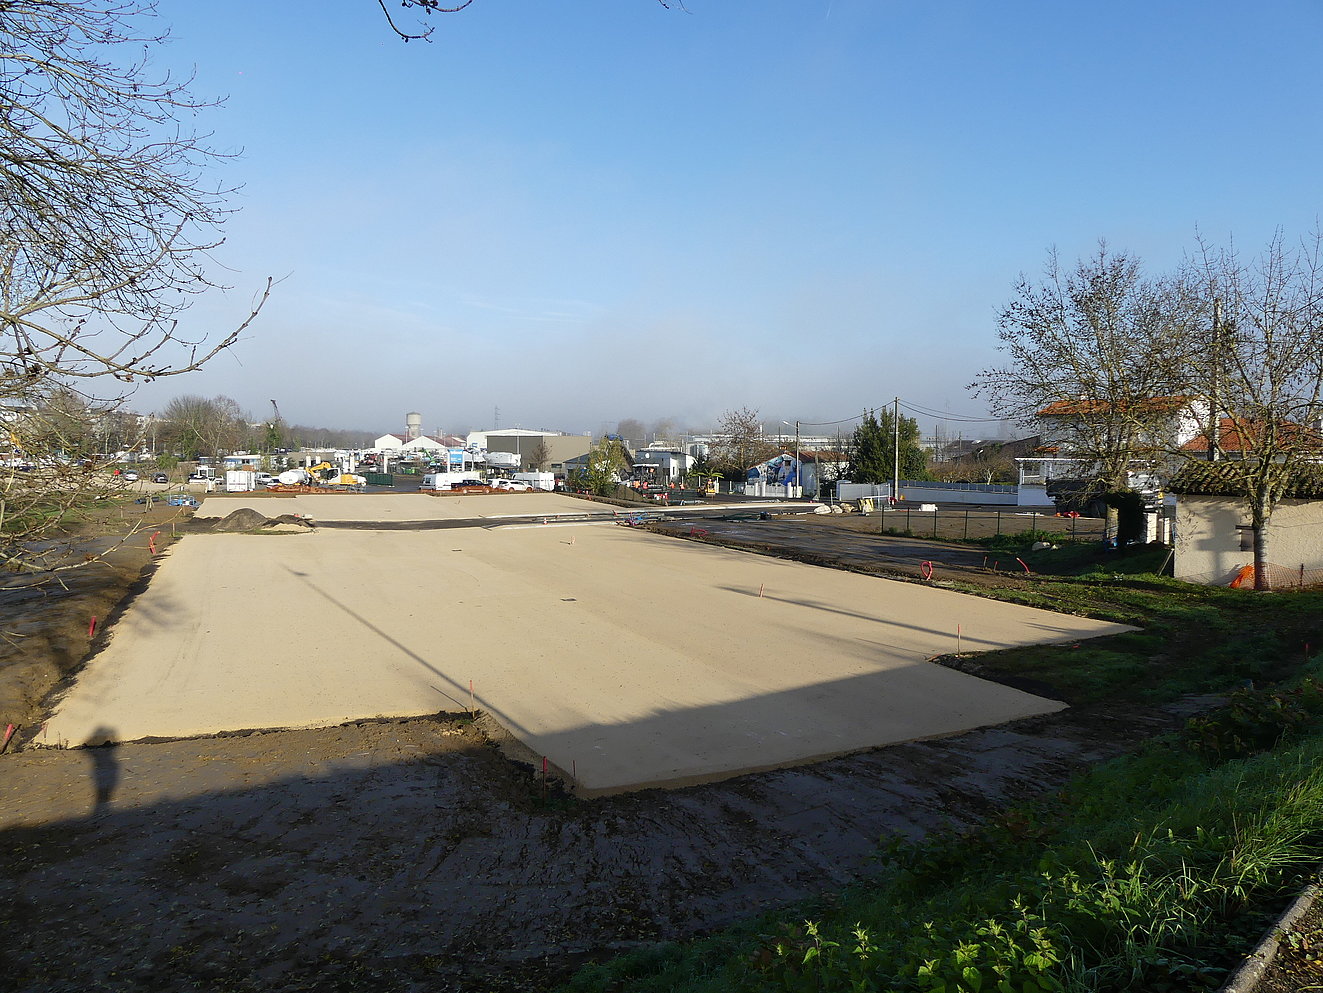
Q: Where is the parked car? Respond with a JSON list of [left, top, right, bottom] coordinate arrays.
[[152, 472, 169, 483], [122, 470, 139, 482], [493, 479, 531, 491]]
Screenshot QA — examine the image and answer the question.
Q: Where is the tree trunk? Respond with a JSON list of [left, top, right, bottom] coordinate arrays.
[[1104, 505, 1119, 546], [1253, 490, 1272, 591]]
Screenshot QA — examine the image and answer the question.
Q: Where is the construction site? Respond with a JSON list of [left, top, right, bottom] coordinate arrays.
[[0, 489, 1172, 991]]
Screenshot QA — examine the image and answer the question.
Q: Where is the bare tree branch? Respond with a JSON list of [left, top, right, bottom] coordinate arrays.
[[1, 2, 268, 583]]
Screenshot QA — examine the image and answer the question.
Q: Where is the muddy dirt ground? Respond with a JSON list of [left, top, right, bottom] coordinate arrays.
[[1257, 890, 1323, 991], [0, 499, 192, 732], [0, 503, 1206, 992]]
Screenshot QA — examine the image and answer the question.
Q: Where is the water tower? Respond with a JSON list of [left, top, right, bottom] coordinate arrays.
[[405, 412, 422, 441]]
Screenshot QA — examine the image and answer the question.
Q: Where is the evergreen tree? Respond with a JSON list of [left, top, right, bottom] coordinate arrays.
[[849, 409, 927, 484]]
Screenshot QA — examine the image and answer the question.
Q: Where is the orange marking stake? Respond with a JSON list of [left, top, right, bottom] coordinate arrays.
[[758, 583, 765, 598]]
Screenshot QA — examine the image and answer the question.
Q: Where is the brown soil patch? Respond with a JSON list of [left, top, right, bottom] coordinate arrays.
[[1256, 887, 1323, 992], [197, 508, 315, 533], [1, 501, 191, 733]]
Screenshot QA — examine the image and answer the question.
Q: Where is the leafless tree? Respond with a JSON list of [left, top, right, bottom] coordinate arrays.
[[380, 0, 681, 41], [527, 438, 550, 471], [1173, 232, 1323, 589], [930, 443, 1018, 485], [971, 243, 1198, 519], [1, 2, 268, 580], [158, 395, 246, 460], [808, 432, 854, 499], [709, 406, 777, 478]]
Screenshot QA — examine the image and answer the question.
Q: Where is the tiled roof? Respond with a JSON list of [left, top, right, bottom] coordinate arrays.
[[1037, 396, 1193, 417], [1170, 460, 1323, 498], [1180, 417, 1321, 454]]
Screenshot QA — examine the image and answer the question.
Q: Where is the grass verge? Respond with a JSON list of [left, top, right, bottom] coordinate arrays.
[[564, 668, 1323, 993]]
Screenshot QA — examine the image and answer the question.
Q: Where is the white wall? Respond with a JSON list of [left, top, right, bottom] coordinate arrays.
[[839, 483, 891, 502], [1175, 494, 1323, 586], [1017, 484, 1054, 507]]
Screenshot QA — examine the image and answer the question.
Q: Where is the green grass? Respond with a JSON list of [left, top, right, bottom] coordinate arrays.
[[1, 487, 121, 543], [564, 672, 1323, 992], [960, 530, 1172, 579], [954, 576, 1320, 706], [560, 574, 1323, 993]]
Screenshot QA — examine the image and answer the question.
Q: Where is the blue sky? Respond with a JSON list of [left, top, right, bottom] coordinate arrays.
[[130, 0, 1323, 439]]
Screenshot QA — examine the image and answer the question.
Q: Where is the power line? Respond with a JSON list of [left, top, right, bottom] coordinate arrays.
[[794, 410, 873, 428], [793, 398, 1019, 430], [897, 399, 1020, 424]]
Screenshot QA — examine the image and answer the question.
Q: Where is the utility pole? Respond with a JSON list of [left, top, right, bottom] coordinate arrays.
[[782, 419, 802, 498], [892, 397, 900, 505], [1209, 297, 1222, 462], [794, 420, 801, 499]]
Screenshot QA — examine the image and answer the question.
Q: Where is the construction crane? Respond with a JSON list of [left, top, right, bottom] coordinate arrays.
[[267, 399, 285, 453]]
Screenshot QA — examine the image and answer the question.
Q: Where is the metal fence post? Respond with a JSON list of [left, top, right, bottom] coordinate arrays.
[[964, 507, 969, 541], [905, 506, 911, 532], [933, 509, 938, 538], [996, 510, 1001, 537]]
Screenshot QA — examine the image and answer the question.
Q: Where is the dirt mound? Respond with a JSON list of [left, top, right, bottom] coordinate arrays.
[[203, 509, 314, 533], [265, 514, 316, 532], [208, 508, 272, 532]]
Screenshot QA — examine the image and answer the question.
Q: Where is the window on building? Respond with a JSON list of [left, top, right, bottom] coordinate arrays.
[[1238, 525, 1254, 552]]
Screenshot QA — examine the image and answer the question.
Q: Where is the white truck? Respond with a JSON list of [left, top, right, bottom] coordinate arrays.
[[225, 470, 257, 492], [512, 471, 555, 491], [422, 471, 486, 491]]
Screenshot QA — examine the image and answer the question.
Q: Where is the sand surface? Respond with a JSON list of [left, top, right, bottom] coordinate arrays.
[[41, 507, 1134, 791], [195, 491, 640, 521]]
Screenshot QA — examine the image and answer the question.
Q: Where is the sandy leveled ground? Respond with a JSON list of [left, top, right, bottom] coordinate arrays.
[[39, 496, 1134, 792], [193, 490, 633, 521]]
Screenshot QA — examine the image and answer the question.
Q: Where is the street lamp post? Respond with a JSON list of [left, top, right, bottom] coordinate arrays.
[[782, 419, 801, 499], [892, 397, 900, 507]]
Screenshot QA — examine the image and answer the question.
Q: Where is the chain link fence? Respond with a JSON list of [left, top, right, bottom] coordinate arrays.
[[1232, 562, 1323, 590], [876, 505, 1108, 543]]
